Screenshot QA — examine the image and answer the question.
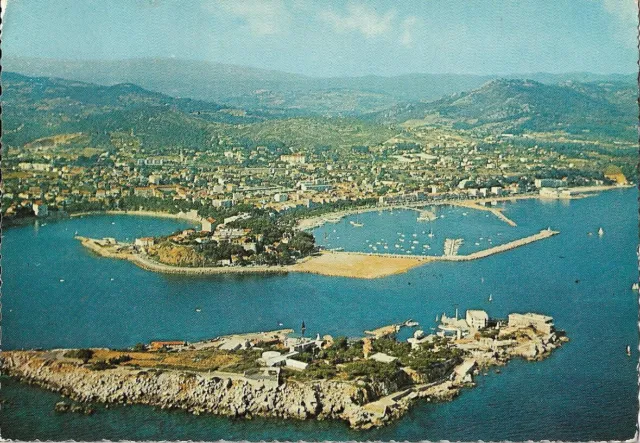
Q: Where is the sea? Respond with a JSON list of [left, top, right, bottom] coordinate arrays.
[[1, 188, 638, 441]]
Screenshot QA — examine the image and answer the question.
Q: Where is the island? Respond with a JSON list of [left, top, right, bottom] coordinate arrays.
[[1, 309, 568, 429]]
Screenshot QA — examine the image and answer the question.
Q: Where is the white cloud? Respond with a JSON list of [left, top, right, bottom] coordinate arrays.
[[211, 0, 292, 36], [320, 3, 396, 38], [602, 0, 638, 48], [603, 0, 638, 25], [400, 16, 418, 47]]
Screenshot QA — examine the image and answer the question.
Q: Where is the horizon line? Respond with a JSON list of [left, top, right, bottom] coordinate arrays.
[[4, 55, 636, 81]]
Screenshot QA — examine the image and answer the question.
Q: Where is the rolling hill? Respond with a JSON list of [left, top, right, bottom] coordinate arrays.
[[368, 79, 636, 140]]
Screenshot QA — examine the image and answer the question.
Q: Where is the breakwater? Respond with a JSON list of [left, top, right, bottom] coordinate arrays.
[[335, 229, 559, 262], [438, 229, 559, 261], [452, 201, 518, 226]]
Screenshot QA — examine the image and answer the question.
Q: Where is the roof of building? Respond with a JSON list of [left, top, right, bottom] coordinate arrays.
[[466, 310, 489, 319], [369, 352, 398, 363]]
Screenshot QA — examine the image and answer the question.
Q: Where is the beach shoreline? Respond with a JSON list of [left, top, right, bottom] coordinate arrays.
[[70, 210, 203, 226]]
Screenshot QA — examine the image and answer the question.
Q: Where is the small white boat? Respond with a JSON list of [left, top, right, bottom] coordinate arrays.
[[632, 283, 639, 291], [488, 294, 493, 302], [598, 227, 604, 236], [195, 308, 202, 313], [110, 278, 114, 281], [59, 279, 65, 283], [626, 345, 631, 356], [111, 222, 116, 225]]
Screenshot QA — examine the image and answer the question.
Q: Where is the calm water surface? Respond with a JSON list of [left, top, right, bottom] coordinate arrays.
[[1, 189, 638, 441]]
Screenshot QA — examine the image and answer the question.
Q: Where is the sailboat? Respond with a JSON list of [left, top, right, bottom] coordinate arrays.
[[598, 227, 604, 236], [626, 345, 631, 356], [632, 283, 639, 291], [488, 294, 493, 302], [428, 228, 434, 238], [350, 213, 364, 227], [435, 314, 439, 322]]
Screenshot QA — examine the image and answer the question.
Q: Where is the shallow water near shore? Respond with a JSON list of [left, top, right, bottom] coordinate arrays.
[[1, 189, 638, 441]]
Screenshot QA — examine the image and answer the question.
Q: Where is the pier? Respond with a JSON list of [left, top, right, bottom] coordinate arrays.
[[439, 229, 558, 261], [452, 201, 517, 227], [330, 229, 559, 263]]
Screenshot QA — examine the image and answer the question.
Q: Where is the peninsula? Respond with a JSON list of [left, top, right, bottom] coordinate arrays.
[[1, 310, 567, 429], [77, 228, 559, 279]]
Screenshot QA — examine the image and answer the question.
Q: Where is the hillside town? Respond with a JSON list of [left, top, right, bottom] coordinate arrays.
[[2, 130, 630, 225]]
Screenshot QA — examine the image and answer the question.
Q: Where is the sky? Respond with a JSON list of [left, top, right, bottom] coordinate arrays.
[[3, 0, 638, 77]]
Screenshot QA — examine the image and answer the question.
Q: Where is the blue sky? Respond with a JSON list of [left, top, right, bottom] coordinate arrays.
[[4, 0, 637, 76]]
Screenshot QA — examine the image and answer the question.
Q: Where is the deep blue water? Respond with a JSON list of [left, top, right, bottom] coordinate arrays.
[[1, 189, 638, 441]]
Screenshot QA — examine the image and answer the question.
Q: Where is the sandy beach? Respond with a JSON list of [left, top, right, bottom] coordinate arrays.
[[292, 251, 429, 279], [70, 210, 203, 226]]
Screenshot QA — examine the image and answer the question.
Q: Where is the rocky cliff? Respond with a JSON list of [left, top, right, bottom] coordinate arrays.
[[0, 352, 417, 429]]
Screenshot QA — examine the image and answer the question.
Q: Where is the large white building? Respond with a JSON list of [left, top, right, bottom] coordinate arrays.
[[281, 154, 306, 165], [33, 201, 49, 217], [466, 310, 489, 329]]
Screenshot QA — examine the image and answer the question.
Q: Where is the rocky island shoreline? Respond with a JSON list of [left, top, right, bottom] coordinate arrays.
[[1, 311, 568, 429]]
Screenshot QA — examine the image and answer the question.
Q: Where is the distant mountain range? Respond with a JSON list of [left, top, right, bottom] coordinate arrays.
[[368, 78, 637, 139], [2, 71, 278, 148], [3, 70, 636, 151], [5, 57, 635, 115]]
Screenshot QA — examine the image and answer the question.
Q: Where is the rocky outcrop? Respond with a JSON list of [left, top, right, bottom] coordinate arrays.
[[1, 352, 396, 429], [0, 330, 568, 429]]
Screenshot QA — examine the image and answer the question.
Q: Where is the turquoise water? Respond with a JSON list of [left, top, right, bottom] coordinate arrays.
[[1, 190, 638, 441]]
